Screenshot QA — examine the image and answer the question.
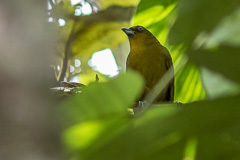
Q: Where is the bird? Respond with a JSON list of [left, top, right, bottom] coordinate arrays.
[[121, 25, 174, 104]]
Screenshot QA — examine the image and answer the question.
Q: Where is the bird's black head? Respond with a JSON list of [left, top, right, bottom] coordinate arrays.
[[122, 25, 159, 47], [121, 25, 148, 38]]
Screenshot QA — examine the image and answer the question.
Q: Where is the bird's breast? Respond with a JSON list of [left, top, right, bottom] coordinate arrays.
[[127, 48, 168, 89]]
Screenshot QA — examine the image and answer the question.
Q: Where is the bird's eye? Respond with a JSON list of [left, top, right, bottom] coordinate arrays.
[[138, 26, 144, 31]]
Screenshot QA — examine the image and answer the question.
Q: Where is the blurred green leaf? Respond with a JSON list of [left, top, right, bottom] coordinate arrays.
[[56, 2, 139, 60], [71, 5, 137, 57], [51, 0, 75, 19], [205, 9, 240, 47], [72, 21, 129, 58], [54, 1, 140, 80], [60, 71, 143, 125], [98, 0, 140, 9], [73, 95, 240, 160], [184, 137, 197, 160], [136, 0, 177, 12], [63, 121, 104, 150], [168, 0, 240, 48], [189, 45, 240, 83], [200, 68, 240, 98]]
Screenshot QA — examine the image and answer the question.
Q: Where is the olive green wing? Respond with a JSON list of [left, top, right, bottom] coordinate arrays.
[[166, 57, 175, 102]]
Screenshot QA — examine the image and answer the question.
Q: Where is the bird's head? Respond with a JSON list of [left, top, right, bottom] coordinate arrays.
[[121, 25, 159, 49]]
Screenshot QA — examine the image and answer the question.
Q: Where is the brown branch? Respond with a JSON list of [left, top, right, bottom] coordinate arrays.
[[58, 22, 76, 82]]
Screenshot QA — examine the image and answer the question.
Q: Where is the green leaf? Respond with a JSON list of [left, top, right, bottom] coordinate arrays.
[[60, 71, 143, 125], [174, 61, 205, 102], [189, 45, 240, 83], [136, 0, 177, 13], [98, 0, 140, 9], [55, 2, 140, 61], [205, 9, 240, 47], [200, 68, 240, 98], [61, 72, 143, 153], [72, 21, 130, 58], [74, 95, 240, 160], [168, 0, 240, 48]]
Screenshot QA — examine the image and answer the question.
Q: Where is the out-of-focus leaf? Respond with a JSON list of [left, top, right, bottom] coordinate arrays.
[[61, 71, 143, 154], [51, 0, 75, 19], [189, 45, 240, 83], [168, 0, 240, 48], [136, 0, 177, 12], [98, 0, 140, 9], [76, 95, 240, 160], [56, 4, 139, 60], [78, 105, 180, 160], [54, 1, 140, 81], [63, 117, 131, 157], [205, 8, 240, 47], [79, 72, 109, 85], [60, 71, 143, 125], [63, 121, 104, 150], [72, 21, 129, 58], [201, 68, 240, 98]]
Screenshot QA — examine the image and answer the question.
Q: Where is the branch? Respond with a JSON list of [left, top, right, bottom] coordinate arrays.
[[58, 22, 76, 82]]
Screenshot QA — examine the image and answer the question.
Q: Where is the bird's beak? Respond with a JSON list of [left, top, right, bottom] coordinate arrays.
[[121, 27, 134, 36]]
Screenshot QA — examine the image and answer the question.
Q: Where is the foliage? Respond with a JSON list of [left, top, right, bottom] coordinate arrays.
[[57, 0, 240, 160], [2, 0, 240, 159], [50, 0, 139, 81]]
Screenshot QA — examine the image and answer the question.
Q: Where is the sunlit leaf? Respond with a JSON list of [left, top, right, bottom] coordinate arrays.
[[79, 72, 109, 85], [72, 21, 129, 58], [63, 121, 103, 150], [174, 62, 205, 102], [98, 0, 140, 9]]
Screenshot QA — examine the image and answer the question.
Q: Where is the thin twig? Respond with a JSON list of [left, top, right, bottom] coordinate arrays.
[[58, 21, 76, 82]]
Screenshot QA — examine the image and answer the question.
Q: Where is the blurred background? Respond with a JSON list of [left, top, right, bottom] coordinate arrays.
[[1, 0, 240, 160]]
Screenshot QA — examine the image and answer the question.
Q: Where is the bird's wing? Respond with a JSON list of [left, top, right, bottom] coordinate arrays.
[[166, 59, 174, 102]]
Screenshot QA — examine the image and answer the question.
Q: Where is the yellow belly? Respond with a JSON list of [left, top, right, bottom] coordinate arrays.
[[126, 49, 170, 102]]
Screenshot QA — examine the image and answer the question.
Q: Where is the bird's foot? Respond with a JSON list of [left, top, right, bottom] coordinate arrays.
[[133, 101, 148, 114], [175, 101, 183, 105], [138, 101, 148, 108]]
